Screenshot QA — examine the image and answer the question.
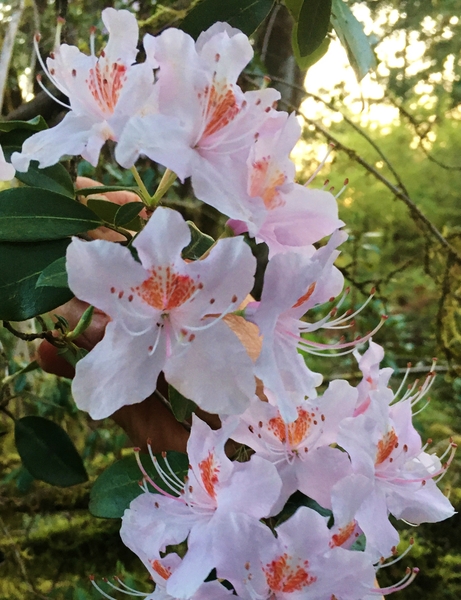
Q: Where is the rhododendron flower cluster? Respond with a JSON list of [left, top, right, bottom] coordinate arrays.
[[11, 8, 455, 599]]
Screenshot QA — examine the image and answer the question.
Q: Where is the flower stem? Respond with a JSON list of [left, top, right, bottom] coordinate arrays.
[[130, 166, 152, 205], [150, 168, 177, 206]]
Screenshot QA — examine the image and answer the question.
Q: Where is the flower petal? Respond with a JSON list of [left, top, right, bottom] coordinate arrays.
[[164, 321, 255, 416], [133, 207, 191, 270], [72, 321, 164, 419], [11, 112, 99, 171]]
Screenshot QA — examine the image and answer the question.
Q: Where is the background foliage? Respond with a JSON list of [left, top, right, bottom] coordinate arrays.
[[1, 0, 461, 598]]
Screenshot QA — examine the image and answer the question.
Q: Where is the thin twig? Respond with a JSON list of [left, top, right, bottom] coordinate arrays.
[[388, 96, 461, 171], [260, 73, 411, 197], [297, 115, 461, 265], [2, 321, 56, 344]]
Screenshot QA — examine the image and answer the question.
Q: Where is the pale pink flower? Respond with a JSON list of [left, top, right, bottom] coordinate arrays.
[[245, 231, 347, 421], [353, 340, 394, 415], [120, 416, 281, 600], [66, 207, 257, 419], [115, 23, 281, 222], [0, 144, 15, 181], [227, 113, 344, 256], [12, 8, 155, 171], [230, 379, 357, 512], [91, 553, 232, 600], [243, 506, 376, 600], [338, 395, 455, 559]]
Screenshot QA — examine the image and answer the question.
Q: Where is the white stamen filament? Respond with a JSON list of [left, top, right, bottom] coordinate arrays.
[[162, 453, 188, 489], [375, 540, 414, 570], [148, 326, 163, 356], [33, 35, 61, 90], [90, 28, 96, 57], [91, 578, 148, 599], [304, 144, 335, 186], [150, 454, 183, 494], [114, 577, 150, 595], [133, 450, 184, 502], [54, 18, 64, 52], [335, 179, 349, 199], [184, 300, 237, 332], [105, 579, 146, 596], [35, 76, 72, 109], [370, 568, 419, 595], [411, 399, 431, 416], [119, 319, 154, 337], [393, 364, 412, 400]]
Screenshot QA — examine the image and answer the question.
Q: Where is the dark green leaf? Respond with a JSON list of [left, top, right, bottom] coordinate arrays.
[[15, 159, 74, 198], [14, 416, 88, 487], [0, 116, 47, 133], [168, 385, 197, 422], [180, 0, 274, 39], [275, 490, 332, 526], [86, 198, 119, 224], [3, 360, 39, 384], [35, 256, 68, 289], [3, 145, 74, 198], [0, 187, 102, 241], [0, 238, 73, 320], [292, 26, 330, 69], [296, 0, 332, 57], [182, 221, 215, 260], [331, 0, 376, 81], [16, 467, 35, 493], [89, 451, 188, 518], [285, 0, 303, 20], [77, 185, 140, 197], [0, 117, 48, 148], [114, 202, 145, 227]]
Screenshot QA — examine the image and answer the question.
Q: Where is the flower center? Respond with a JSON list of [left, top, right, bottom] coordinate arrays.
[[264, 554, 316, 593], [135, 266, 199, 311], [376, 429, 398, 466], [199, 451, 220, 499], [86, 60, 127, 115], [268, 408, 312, 447], [249, 157, 286, 210], [201, 83, 240, 139]]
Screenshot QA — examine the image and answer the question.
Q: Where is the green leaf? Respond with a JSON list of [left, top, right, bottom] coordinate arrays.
[[114, 202, 145, 227], [0, 117, 48, 148], [77, 185, 140, 197], [2, 360, 39, 385], [285, 0, 303, 20], [331, 0, 376, 81], [296, 0, 332, 57], [0, 238, 73, 320], [89, 451, 188, 518], [168, 385, 197, 422], [14, 416, 88, 487], [35, 256, 68, 289], [0, 116, 47, 133], [3, 145, 74, 197], [86, 198, 119, 224], [0, 187, 102, 242], [292, 26, 330, 69], [182, 221, 215, 260], [180, 0, 274, 39], [16, 160, 74, 198]]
